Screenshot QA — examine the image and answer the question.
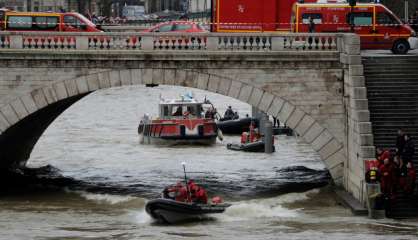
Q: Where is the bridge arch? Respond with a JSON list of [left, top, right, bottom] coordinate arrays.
[[0, 69, 345, 185]]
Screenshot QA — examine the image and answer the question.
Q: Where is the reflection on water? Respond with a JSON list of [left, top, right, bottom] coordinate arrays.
[[0, 86, 417, 239]]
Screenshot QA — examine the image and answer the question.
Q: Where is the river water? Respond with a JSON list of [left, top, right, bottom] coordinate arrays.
[[1, 86, 417, 239]]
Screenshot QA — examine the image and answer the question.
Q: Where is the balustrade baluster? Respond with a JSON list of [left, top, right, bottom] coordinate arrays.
[[0, 32, 343, 52]]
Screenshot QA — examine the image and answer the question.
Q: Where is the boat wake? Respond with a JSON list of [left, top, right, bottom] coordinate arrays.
[[217, 189, 320, 222], [0, 164, 330, 201], [78, 191, 143, 206], [0, 165, 328, 224]]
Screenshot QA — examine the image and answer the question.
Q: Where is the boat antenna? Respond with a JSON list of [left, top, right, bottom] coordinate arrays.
[[182, 162, 192, 202]]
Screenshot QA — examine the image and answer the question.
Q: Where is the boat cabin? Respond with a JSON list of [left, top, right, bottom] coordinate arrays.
[[159, 98, 204, 119]]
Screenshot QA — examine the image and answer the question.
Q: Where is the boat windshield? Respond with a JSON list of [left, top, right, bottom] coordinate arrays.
[[161, 104, 203, 118]]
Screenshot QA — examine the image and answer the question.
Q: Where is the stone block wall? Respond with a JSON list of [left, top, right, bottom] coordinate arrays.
[[340, 34, 375, 204]]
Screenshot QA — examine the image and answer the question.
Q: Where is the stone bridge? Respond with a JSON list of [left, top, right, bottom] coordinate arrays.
[[0, 32, 374, 204]]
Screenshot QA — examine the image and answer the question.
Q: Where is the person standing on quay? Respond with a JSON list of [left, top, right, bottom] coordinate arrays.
[[395, 129, 406, 157], [402, 134, 415, 164]]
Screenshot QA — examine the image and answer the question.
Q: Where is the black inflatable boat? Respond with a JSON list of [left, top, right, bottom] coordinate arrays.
[[273, 127, 293, 136], [216, 117, 259, 134], [145, 198, 231, 224], [227, 141, 275, 152]]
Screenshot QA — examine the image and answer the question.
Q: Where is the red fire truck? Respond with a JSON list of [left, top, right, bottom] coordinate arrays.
[[211, 0, 317, 32], [211, 0, 416, 53], [292, 2, 415, 54]]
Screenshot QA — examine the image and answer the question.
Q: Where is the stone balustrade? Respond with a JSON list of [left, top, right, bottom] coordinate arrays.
[[0, 32, 342, 52]]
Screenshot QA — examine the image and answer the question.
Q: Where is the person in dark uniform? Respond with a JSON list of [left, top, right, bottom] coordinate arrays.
[[224, 106, 234, 120]]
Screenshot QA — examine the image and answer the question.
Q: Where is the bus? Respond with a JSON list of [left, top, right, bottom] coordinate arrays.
[[291, 2, 415, 54], [0, 9, 101, 32]]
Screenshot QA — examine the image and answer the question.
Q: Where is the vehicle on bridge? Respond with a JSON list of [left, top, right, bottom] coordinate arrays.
[[143, 20, 207, 33], [0, 9, 101, 32], [211, 0, 415, 54], [292, 2, 416, 54], [211, 0, 317, 32], [138, 94, 219, 145]]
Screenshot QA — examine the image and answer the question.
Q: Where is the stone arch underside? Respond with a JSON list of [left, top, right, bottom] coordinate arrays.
[[0, 69, 345, 184]]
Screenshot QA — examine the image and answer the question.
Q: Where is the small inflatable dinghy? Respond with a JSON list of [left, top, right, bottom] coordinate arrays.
[[227, 141, 275, 152], [216, 117, 259, 134], [145, 198, 230, 224]]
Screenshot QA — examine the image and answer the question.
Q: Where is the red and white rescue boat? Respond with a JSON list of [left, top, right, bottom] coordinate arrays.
[[138, 95, 219, 145]]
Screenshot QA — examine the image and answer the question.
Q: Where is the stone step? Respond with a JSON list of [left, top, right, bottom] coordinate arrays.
[[367, 84, 418, 88], [363, 58, 418, 64], [373, 141, 418, 147], [364, 62, 418, 65], [365, 70, 418, 74], [370, 121, 418, 126], [364, 65, 418, 69], [372, 126, 418, 130], [370, 116, 418, 120], [373, 134, 418, 139], [369, 102, 418, 106], [364, 64, 418, 69], [373, 134, 418, 138], [370, 113, 418, 116], [366, 82, 418, 86], [368, 96, 418, 101], [368, 96, 417, 99], [368, 92, 418, 96], [374, 137, 418, 142], [373, 138, 418, 142], [367, 86, 418, 91], [365, 78, 417, 81], [364, 74, 418, 78], [370, 108, 418, 113], [363, 59, 418, 64], [366, 79, 418, 83], [371, 118, 418, 121], [368, 104, 418, 108], [373, 131, 418, 135], [367, 86, 418, 90], [364, 65, 418, 68]]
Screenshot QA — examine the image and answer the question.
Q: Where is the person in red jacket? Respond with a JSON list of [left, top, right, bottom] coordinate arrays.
[[163, 182, 190, 202], [175, 185, 190, 202], [376, 148, 391, 167], [187, 179, 208, 204], [194, 186, 208, 204], [379, 158, 395, 196], [187, 179, 198, 202]]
